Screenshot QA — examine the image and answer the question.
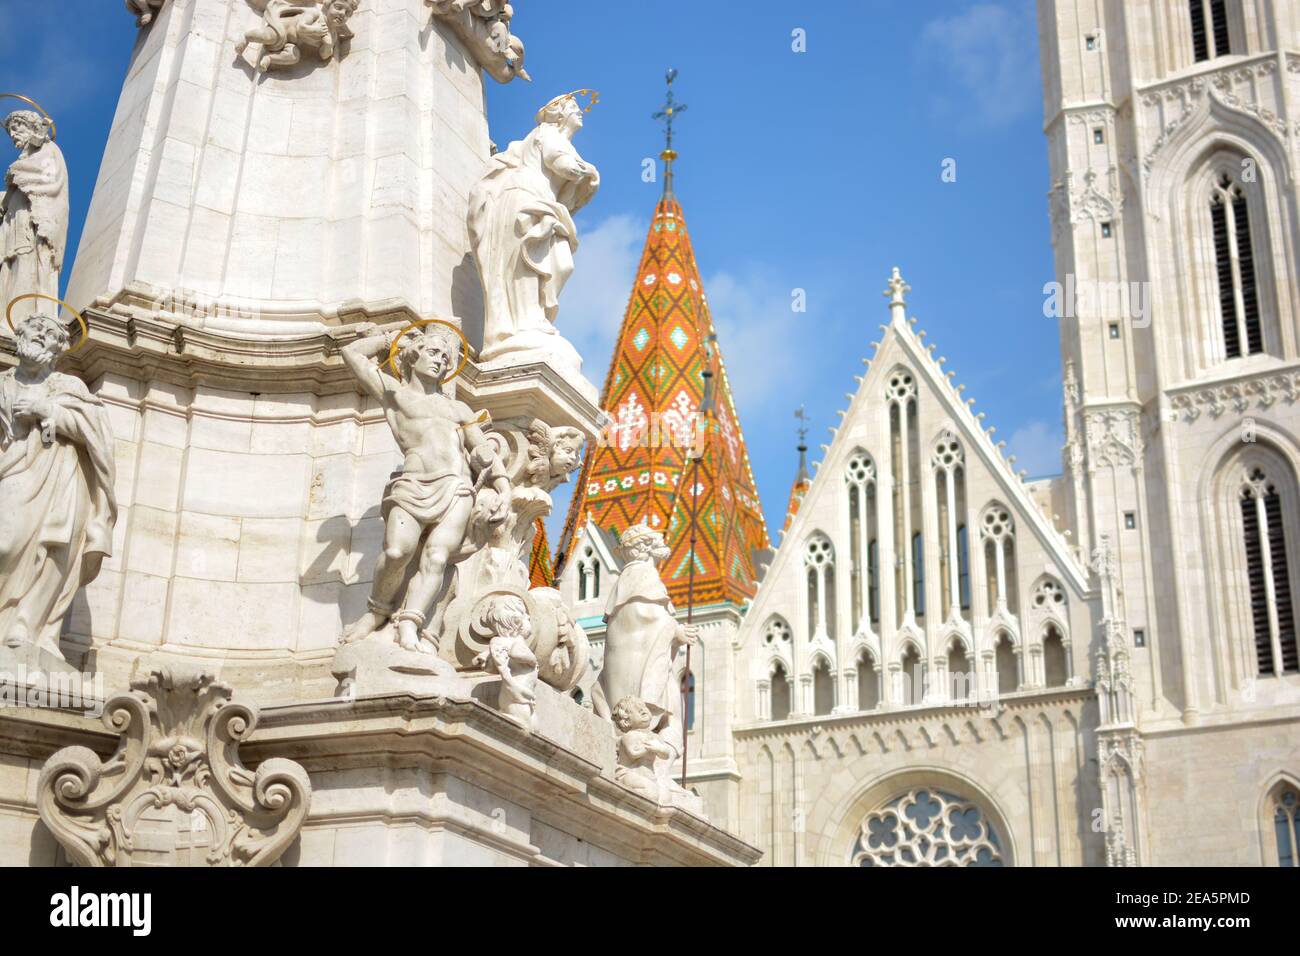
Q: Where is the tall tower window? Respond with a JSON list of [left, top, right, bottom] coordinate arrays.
[[1211, 173, 1263, 359], [1190, 0, 1232, 62], [1240, 468, 1299, 676], [1272, 785, 1300, 867]]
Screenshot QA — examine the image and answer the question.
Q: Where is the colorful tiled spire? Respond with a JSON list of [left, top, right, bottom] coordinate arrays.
[[556, 72, 770, 608], [528, 517, 554, 589]]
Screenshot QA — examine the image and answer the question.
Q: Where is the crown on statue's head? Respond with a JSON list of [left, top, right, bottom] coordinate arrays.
[[537, 89, 601, 123]]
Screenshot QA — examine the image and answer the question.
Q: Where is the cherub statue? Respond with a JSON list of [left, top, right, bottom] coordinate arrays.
[[611, 696, 693, 805], [468, 91, 600, 362], [472, 594, 538, 727], [237, 0, 358, 72], [340, 322, 510, 655], [1, 110, 67, 326], [1, 313, 117, 670], [125, 0, 166, 27], [524, 420, 584, 490]]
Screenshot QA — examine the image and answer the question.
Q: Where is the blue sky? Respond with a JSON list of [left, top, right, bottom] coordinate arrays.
[[6, 0, 1063, 543]]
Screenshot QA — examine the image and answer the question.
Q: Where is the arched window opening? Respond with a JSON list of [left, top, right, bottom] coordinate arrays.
[[981, 505, 1017, 615], [771, 663, 791, 721], [948, 644, 972, 702], [1272, 785, 1300, 867], [851, 789, 1005, 867], [1240, 468, 1299, 675], [900, 646, 922, 706], [995, 634, 1018, 695], [886, 370, 918, 627], [578, 545, 601, 601], [857, 653, 880, 711], [1043, 626, 1068, 687], [805, 535, 835, 641], [681, 671, 696, 731], [846, 452, 875, 633], [931, 432, 967, 621], [1190, 0, 1231, 62], [1211, 172, 1263, 359], [813, 658, 834, 716]]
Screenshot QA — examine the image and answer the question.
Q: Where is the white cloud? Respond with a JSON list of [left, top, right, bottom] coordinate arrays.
[[703, 269, 812, 423], [917, 3, 1039, 128], [557, 213, 646, 381], [1007, 419, 1063, 478]]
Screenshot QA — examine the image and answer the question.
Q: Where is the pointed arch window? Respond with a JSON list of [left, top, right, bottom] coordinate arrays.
[[1271, 785, 1300, 867], [812, 657, 835, 716], [981, 505, 1018, 616], [1211, 172, 1263, 359], [1240, 467, 1299, 676], [770, 662, 792, 721], [1189, 0, 1231, 62], [857, 651, 880, 711], [846, 452, 877, 633], [931, 431, 969, 621], [578, 545, 601, 601], [804, 535, 836, 641]]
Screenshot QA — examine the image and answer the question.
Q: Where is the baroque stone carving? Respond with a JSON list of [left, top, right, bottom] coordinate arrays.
[[427, 0, 529, 84], [237, 0, 359, 73], [601, 525, 698, 752], [37, 668, 312, 867], [2, 109, 68, 325], [338, 322, 511, 661], [125, 0, 166, 27], [612, 695, 701, 811], [468, 91, 600, 368], [471, 593, 539, 727], [1, 313, 117, 674]]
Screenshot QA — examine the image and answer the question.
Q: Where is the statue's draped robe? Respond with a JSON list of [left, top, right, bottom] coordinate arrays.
[[0, 141, 68, 325], [602, 560, 683, 743], [468, 124, 598, 357], [0, 371, 116, 656]]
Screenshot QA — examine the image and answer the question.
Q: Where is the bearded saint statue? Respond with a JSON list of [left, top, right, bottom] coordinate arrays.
[[1, 111, 68, 327], [467, 92, 600, 364], [0, 313, 117, 669]]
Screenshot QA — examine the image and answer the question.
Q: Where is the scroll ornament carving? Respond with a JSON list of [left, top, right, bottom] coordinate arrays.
[[37, 668, 311, 867], [427, 0, 529, 84]]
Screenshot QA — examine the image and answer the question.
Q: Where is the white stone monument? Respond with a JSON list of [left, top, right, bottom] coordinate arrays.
[[0, 0, 755, 867]]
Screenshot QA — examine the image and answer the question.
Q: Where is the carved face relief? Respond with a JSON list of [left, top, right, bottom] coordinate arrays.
[[15, 314, 67, 369], [325, 0, 354, 27], [5, 113, 43, 152], [612, 695, 653, 734], [549, 432, 584, 478]]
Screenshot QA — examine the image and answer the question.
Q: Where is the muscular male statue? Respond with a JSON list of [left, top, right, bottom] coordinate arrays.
[[341, 322, 510, 654]]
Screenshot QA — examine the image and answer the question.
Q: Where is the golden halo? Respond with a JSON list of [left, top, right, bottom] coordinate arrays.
[[385, 319, 471, 383], [6, 294, 88, 353], [0, 93, 57, 140]]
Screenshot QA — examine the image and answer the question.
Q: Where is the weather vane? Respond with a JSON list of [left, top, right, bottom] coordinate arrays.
[[795, 406, 810, 448], [652, 68, 687, 197]]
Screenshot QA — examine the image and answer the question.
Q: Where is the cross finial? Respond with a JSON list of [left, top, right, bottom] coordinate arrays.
[[652, 68, 687, 198], [884, 266, 911, 325]]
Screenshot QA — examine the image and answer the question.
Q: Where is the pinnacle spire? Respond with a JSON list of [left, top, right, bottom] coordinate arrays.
[[885, 266, 911, 327]]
